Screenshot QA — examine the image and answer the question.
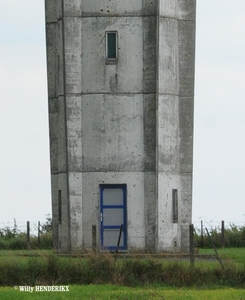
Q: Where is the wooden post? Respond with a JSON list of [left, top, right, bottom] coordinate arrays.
[[38, 221, 40, 245], [221, 220, 225, 248], [92, 225, 96, 252], [189, 224, 194, 267], [27, 221, 30, 249], [201, 220, 204, 248]]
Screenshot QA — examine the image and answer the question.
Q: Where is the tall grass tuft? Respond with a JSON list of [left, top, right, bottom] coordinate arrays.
[[1, 252, 245, 287]]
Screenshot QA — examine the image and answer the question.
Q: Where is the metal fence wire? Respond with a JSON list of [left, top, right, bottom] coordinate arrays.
[[1, 220, 245, 249]]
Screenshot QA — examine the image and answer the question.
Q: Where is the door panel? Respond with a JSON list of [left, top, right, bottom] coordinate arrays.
[[103, 208, 123, 226], [103, 228, 124, 248], [100, 184, 127, 251], [103, 189, 124, 205]]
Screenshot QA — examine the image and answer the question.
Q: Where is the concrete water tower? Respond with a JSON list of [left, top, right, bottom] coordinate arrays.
[[45, 0, 196, 253]]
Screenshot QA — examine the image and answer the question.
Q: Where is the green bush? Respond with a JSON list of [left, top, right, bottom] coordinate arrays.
[[194, 224, 245, 248]]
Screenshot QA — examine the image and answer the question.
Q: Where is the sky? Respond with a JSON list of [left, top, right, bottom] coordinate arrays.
[[0, 1, 245, 229]]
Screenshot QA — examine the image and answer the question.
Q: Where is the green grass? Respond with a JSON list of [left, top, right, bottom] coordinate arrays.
[[0, 250, 52, 257], [0, 249, 245, 288], [200, 247, 245, 264], [0, 250, 53, 270], [0, 233, 53, 250], [1, 285, 245, 299]]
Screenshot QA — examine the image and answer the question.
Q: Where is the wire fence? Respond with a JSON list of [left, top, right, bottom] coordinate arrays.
[[0, 222, 32, 236], [1, 220, 245, 237], [0, 221, 51, 237], [193, 220, 245, 233], [1, 219, 245, 252], [0, 220, 53, 250]]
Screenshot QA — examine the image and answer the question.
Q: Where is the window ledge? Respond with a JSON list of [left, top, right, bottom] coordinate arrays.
[[105, 59, 118, 65]]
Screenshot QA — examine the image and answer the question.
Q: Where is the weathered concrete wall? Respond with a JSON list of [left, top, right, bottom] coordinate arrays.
[[81, 172, 145, 250], [45, 0, 195, 253], [156, 0, 196, 252], [82, 95, 144, 171], [82, 18, 143, 94]]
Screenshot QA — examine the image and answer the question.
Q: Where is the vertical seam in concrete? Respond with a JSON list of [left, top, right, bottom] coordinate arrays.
[[155, 0, 160, 252], [177, 18, 180, 176], [142, 0, 146, 251], [61, 0, 71, 252]]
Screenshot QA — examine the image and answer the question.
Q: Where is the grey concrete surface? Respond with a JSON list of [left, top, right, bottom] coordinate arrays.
[[45, 0, 196, 253]]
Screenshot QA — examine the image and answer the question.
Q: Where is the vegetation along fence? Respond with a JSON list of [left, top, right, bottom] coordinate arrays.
[[193, 220, 245, 248], [0, 218, 245, 251], [0, 216, 52, 250]]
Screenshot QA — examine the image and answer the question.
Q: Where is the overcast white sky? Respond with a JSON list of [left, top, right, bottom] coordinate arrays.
[[0, 1, 245, 228]]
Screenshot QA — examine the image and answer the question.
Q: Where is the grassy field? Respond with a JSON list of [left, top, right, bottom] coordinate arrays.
[[0, 247, 244, 261], [0, 250, 52, 257], [200, 247, 245, 264], [0, 248, 245, 294], [1, 285, 245, 300]]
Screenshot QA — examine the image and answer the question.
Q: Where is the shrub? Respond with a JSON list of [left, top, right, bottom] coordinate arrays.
[[194, 224, 245, 248]]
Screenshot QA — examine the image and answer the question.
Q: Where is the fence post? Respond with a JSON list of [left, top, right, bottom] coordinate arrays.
[[189, 224, 194, 267], [92, 225, 96, 252], [27, 221, 30, 249], [221, 220, 225, 248], [38, 221, 40, 245], [201, 220, 204, 248]]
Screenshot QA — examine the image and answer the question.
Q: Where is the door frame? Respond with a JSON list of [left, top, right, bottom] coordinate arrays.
[[99, 184, 127, 251]]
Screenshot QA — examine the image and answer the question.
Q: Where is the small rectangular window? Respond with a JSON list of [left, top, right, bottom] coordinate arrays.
[[106, 32, 118, 62], [172, 189, 178, 223], [58, 190, 62, 224]]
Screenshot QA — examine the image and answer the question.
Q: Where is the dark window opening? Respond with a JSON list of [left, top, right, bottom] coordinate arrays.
[[58, 190, 62, 224], [172, 189, 178, 223], [106, 32, 117, 60]]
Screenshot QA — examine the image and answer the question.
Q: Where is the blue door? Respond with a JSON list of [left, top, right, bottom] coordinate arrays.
[[100, 184, 127, 251]]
